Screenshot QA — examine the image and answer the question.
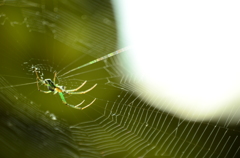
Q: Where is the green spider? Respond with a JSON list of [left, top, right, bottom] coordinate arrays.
[[33, 67, 97, 110]]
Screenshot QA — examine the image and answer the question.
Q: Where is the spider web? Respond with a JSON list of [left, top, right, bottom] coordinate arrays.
[[0, 0, 240, 158]]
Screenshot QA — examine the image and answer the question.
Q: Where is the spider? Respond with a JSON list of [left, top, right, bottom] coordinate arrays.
[[33, 67, 97, 110]]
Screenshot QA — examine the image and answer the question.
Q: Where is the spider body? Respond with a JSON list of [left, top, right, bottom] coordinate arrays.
[[33, 67, 97, 110], [44, 79, 64, 93]]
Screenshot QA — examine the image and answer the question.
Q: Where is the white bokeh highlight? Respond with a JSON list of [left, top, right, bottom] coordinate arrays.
[[113, 0, 240, 123]]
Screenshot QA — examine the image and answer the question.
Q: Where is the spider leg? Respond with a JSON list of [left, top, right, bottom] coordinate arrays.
[[39, 90, 52, 93], [76, 98, 96, 110], [58, 92, 95, 110], [66, 83, 97, 94], [34, 68, 41, 80], [35, 68, 47, 87], [64, 99, 86, 110], [36, 77, 51, 93], [66, 81, 87, 92], [53, 71, 58, 84]]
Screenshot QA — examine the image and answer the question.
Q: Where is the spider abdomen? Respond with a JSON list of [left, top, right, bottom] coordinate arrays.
[[55, 87, 63, 93]]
